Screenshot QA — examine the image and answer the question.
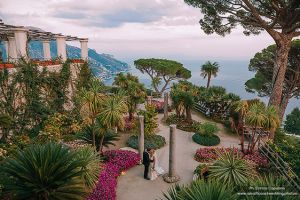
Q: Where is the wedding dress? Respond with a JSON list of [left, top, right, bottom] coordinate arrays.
[[154, 152, 165, 176], [148, 155, 158, 180]]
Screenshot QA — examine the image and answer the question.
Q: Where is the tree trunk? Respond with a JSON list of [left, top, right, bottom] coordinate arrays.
[[129, 111, 134, 121], [207, 74, 211, 88], [186, 107, 192, 123], [269, 38, 292, 122], [279, 95, 290, 122], [99, 134, 105, 153], [92, 119, 96, 147]]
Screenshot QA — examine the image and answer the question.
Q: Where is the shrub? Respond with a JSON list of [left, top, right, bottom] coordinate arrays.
[[193, 164, 209, 179], [137, 104, 158, 136], [62, 134, 78, 142], [127, 135, 166, 149], [166, 114, 201, 132], [192, 133, 220, 146], [1, 142, 100, 199], [77, 126, 120, 151], [88, 150, 140, 200], [195, 122, 219, 137]]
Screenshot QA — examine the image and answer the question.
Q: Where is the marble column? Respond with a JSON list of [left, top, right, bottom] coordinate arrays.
[[163, 124, 180, 183], [55, 35, 67, 61], [79, 38, 88, 60], [42, 40, 51, 60], [13, 28, 28, 59], [7, 37, 17, 61], [138, 115, 145, 164], [164, 92, 169, 120], [3, 41, 8, 61]]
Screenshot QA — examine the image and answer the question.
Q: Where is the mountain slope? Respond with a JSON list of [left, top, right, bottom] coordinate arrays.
[[0, 41, 129, 78]]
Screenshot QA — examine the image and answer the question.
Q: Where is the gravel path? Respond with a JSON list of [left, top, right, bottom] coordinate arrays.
[[116, 112, 240, 200]]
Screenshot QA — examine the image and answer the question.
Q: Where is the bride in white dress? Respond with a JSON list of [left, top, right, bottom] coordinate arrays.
[[148, 149, 164, 180]]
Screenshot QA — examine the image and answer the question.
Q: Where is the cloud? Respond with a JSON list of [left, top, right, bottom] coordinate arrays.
[[0, 0, 275, 61]]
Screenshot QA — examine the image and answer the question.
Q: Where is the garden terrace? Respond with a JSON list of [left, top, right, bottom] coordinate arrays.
[[0, 19, 89, 63]]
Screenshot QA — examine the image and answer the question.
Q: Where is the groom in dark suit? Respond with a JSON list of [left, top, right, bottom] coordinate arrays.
[[142, 148, 152, 180]]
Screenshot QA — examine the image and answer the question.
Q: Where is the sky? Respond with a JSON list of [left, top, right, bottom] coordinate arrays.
[[0, 0, 276, 62]]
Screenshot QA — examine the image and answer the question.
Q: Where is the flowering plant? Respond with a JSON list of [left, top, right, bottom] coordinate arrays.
[[243, 151, 268, 168], [194, 147, 240, 162], [88, 150, 140, 200]]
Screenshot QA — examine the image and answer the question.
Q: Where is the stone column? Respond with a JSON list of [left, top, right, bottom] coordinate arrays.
[[138, 115, 145, 164], [7, 37, 17, 62], [164, 92, 169, 120], [55, 35, 67, 61], [79, 38, 88, 60], [13, 28, 28, 59], [42, 40, 51, 60], [163, 124, 180, 183], [3, 41, 8, 61]]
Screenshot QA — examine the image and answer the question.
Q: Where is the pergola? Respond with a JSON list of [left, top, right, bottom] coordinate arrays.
[[0, 19, 89, 62]]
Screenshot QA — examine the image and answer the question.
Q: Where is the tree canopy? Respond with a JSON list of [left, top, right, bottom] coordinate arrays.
[[134, 58, 191, 95], [284, 107, 300, 135], [184, 0, 300, 123], [200, 61, 219, 88], [245, 40, 300, 118]]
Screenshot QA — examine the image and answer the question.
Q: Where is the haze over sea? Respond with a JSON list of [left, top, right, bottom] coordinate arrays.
[[104, 59, 300, 119]]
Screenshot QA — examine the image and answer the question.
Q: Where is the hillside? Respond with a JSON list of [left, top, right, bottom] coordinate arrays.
[[0, 41, 129, 79]]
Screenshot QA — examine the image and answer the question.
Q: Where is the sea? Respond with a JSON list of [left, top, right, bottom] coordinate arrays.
[[103, 59, 300, 119]]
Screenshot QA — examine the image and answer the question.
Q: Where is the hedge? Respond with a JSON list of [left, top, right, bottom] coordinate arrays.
[[192, 133, 220, 146], [127, 135, 166, 149]]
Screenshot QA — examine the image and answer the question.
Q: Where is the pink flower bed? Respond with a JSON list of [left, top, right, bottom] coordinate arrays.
[[194, 147, 268, 168], [244, 151, 269, 168], [87, 150, 140, 200], [194, 147, 240, 162]]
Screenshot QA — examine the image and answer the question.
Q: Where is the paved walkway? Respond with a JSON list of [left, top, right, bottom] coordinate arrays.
[[116, 112, 240, 200]]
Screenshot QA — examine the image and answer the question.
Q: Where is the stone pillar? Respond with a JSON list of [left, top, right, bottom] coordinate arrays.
[[55, 35, 67, 61], [7, 37, 17, 62], [79, 38, 88, 60], [163, 124, 180, 183], [138, 115, 145, 164], [3, 41, 8, 61], [42, 40, 51, 60], [164, 92, 169, 120], [13, 28, 28, 59]]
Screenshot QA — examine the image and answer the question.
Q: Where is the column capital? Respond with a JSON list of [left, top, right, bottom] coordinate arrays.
[[170, 124, 176, 129], [55, 35, 66, 39], [42, 40, 51, 43], [11, 27, 28, 32], [79, 38, 88, 42]]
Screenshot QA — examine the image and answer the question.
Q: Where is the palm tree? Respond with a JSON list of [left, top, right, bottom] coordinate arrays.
[[78, 125, 120, 152], [97, 94, 127, 151], [113, 73, 146, 120], [209, 150, 256, 188], [233, 100, 250, 153], [1, 142, 100, 200], [79, 78, 105, 147], [263, 105, 280, 139], [245, 102, 267, 153], [200, 61, 219, 88]]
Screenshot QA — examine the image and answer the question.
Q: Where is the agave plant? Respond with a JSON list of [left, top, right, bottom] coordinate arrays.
[[1, 142, 100, 200], [244, 175, 298, 200], [209, 149, 256, 188], [160, 179, 237, 200]]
